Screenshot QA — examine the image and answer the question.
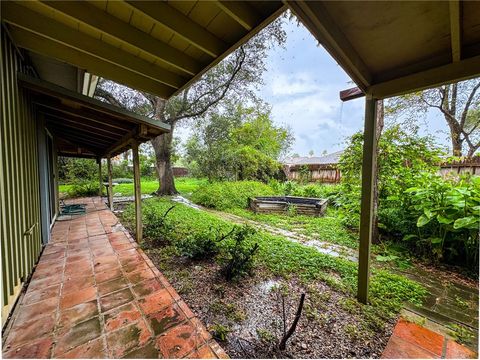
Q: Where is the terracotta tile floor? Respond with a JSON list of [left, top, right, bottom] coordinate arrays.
[[381, 318, 477, 359], [2, 197, 228, 359]]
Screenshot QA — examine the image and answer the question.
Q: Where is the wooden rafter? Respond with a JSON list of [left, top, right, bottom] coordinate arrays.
[[39, 0, 202, 76], [449, 0, 462, 62], [368, 55, 480, 99], [10, 28, 175, 99], [2, 2, 185, 90], [215, 1, 259, 31], [125, 1, 227, 58]]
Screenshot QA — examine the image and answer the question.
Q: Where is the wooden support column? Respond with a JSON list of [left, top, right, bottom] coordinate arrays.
[[97, 157, 102, 197], [357, 96, 378, 304], [131, 140, 142, 242], [107, 156, 113, 211]]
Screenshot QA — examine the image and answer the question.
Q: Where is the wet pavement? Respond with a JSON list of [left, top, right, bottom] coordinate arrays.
[[381, 318, 477, 359], [2, 197, 227, 359]]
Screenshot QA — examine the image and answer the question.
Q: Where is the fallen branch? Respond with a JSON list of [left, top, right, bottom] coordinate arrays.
[[279, 293, 306, 350]]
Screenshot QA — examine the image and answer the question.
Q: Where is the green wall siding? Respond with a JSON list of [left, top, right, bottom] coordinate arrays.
[[1, 30, 42, 321]]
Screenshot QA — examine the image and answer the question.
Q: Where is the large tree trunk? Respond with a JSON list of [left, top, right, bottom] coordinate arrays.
[[150, 97, 178, 195], [372, 100, 384, 244], [152, 129, 178, 195]]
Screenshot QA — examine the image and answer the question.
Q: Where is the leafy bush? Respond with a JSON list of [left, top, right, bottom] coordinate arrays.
[[112, 178, 133, 184], [404, 173, 479, 269], [67, 181, 99, 198], [177, 227, 235, 259], [142, 205, 176, 246], [219, 225, 259, 281], [191, 180, 278, 210], [58, 157, 98, 183]]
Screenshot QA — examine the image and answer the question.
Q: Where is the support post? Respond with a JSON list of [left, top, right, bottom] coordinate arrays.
[[97, 157, 102, 197], [357, 96, 378, 304], [131, 140, 142, 242], [107, 155, 113, 211]]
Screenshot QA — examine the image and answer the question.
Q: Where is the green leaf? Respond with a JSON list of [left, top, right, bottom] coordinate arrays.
[[453, 216, 478, 230], [430, 237, 442, 244], [424, 209, 434, 219], [403, 234, 418, 241], [417, 214, 431, 227], [437, 214, 454, 224]]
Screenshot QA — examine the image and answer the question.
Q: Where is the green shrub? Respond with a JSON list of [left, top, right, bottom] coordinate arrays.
[[404, 173, 479, 270], [142, 205, 176, 246], [219, 225, 259, 281], [67, 181, 99, 198], [112, 178, 133, 184], [191, 180, 278, 210], [177, 226, 235, 259]]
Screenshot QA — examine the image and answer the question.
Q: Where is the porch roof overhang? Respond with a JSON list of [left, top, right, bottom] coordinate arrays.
[[19, 73, 170, 159], [1, 0, 286, 100], [287, 1, 480, 99]]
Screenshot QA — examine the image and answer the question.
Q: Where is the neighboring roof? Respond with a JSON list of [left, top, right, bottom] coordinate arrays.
[[284, 150, 344, 166], [287, 1, 480, 98], [1, 1, 285, 99], [19, 74, 170, 158]]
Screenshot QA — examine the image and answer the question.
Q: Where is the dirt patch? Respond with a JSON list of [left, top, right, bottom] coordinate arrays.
[[145, 247, 394, 359]]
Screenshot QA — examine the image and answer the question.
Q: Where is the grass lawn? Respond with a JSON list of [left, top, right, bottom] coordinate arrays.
[[59, 177, 207, 197], [230, 207, 358, 249]]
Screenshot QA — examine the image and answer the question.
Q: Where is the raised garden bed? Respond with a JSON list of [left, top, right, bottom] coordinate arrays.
[[249, 196, 328, 217]]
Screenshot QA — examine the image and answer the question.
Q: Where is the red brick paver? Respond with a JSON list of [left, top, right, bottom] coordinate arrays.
[[382, 318, 477, 359], [2, 197, 228, 359]]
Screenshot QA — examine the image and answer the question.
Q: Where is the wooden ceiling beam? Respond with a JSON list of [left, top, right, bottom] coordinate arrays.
[[215, 1, 260, 31], [2, 2, 185, 90], [368, 55, 480, 99], [39, 0, 202, 76], [286, 1, 372, 90], [125, 1, 227, 58], [10, 28, 175, 99], [47, 124, 113, 146], [449, 0, 462, 62], [44, 114, 121, 140], [35, 101, 133, 133]]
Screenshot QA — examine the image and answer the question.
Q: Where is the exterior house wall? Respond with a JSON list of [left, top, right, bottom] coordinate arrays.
[[1, 30, 43, 323]]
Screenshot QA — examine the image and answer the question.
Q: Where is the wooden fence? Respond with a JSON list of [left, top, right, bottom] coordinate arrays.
[[439, 157, 480, 177]]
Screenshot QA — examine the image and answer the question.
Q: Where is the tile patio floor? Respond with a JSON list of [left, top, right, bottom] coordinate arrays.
[[2, 197, 228, 359], [381, 318, 477, 359]]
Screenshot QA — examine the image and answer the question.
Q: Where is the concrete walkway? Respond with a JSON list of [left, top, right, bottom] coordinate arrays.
[[2, 197, 227, 359]]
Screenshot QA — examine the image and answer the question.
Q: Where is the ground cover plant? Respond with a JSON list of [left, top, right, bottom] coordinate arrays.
[[119, 197, 426, 358], [59, 177, 206, 198]]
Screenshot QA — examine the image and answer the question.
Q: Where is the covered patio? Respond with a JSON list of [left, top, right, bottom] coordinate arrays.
[[2, 197, 228, 359], [1, 1, 480, 359]]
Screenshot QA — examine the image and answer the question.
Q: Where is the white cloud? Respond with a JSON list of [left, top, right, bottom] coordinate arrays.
[[270, 72, 322, 96]]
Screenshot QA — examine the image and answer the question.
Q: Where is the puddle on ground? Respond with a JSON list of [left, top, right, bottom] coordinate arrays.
[[171, 195, 202, 210]]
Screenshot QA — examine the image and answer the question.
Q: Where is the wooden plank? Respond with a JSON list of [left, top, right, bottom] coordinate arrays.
[[18, 72, 171, 132], [340, 86, 364, 102], [449, 1, 462, 62], [97, 158, 102, 197], [107, 156, 113, 211], [10, 28, 176, 101], [131, 140, 142, 243], [368, 55, 480, 98], [357, 97, 378, 304], [215, 1, 260, 31], [39, 0, 202, 76], [126, 1, 227, 57], [2, 2, 185, 89]]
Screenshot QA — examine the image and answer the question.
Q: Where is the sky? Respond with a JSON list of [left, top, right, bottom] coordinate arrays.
[[179, 17, 453, 157], [255, 17, 454, 157]]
